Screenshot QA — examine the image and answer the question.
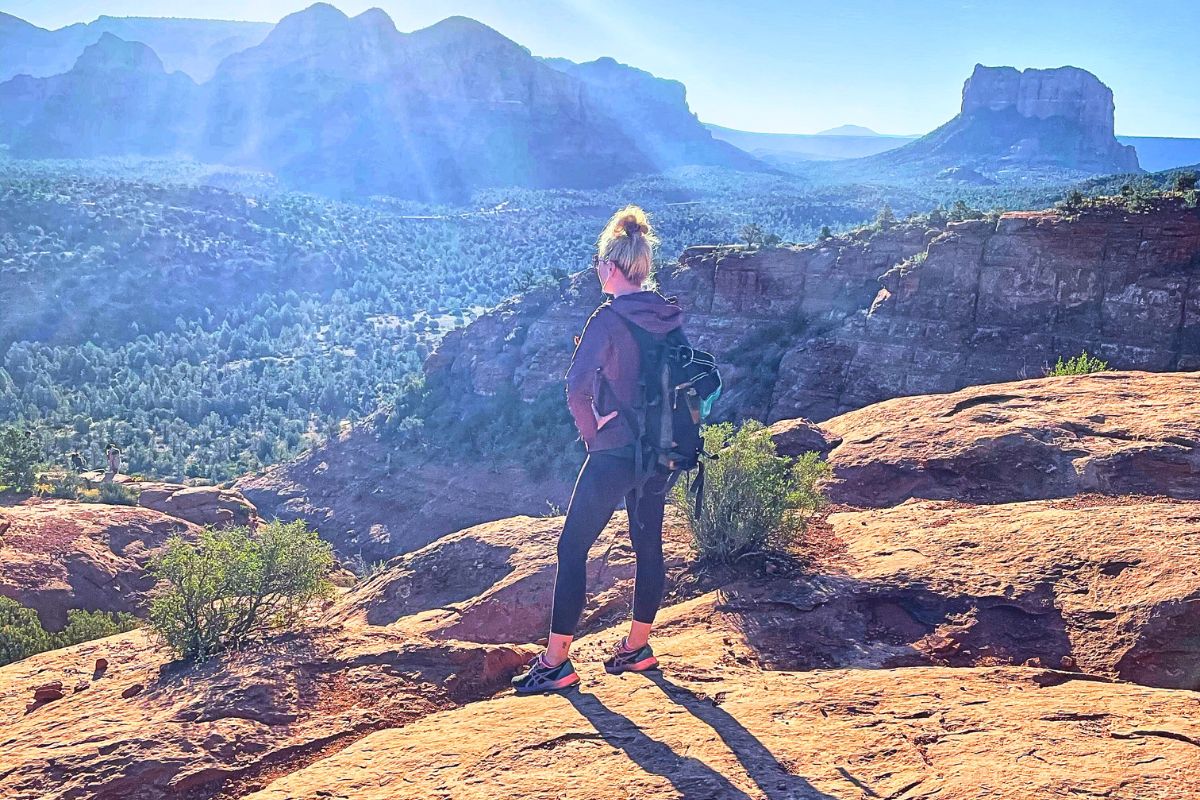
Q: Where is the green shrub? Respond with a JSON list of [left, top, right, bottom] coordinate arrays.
[[0, 426, 40, 493], [56, 609, 139, 647], [0, 599, 135, 666], [948, 199, 985, 222], [148, 520, 334, 660], [37, 472, 82, 500], [1057, 190, 1086, 215], [0, 597, 54, 666], [90, 481, 140, 506], [673, 420, 830, 563], [1047, 350, 1111, 376]]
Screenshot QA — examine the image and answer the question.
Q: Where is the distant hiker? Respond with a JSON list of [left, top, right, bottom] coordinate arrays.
[[512, 206, 720, 694], [68, 452, 85, 473], [103, 444, 121, 482]]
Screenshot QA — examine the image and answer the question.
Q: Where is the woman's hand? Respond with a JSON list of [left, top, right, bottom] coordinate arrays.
[[595, 409, 618, 430]]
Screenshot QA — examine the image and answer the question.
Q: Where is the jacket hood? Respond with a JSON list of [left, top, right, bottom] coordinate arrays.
[[608, 290, 683, 334]]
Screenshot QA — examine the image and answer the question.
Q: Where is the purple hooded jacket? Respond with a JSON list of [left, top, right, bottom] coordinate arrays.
[[565, 290, 684, 452]]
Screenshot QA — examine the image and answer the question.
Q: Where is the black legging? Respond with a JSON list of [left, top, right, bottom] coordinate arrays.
[[550, 451, 670, 636]]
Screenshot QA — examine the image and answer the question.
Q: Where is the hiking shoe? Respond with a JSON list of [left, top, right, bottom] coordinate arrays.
[[604, 639, 660, 675], [511, 654, 580, 694]]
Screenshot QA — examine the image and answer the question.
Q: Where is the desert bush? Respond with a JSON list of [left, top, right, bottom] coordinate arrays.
[[1047, 350, 1110, 376], [1057, 190, 1087, 215], [148, 520, 334, 660], [37, 472, 82, 500], [0, 597, 54, 666], [0, 599, 135, 667], [674, 420, 830, 563], [740, 222, 765, 248], [91, 481, 140, 506], [56, 609, 138, 647], [948, 199, 985, 221]]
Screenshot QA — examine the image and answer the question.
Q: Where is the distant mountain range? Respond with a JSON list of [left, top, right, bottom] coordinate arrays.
[[0, 4, 759, 199], [709, 125, 1200, 174], [707, 124, 916, 162], [3, 6, 1198, 196], [0, 11, 270, 82]]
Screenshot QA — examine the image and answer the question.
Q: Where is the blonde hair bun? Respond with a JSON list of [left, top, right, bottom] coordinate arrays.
[[598, 205, 659, 286], [618, 213, 649, 237]]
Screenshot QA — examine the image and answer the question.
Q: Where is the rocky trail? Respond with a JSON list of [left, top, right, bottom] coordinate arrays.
[[241, 643, 1199, 800], [3, 372, 1200, 798]]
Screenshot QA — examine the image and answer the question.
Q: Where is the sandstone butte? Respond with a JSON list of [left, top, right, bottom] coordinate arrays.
[[237, 201, 1200, 559], [2, 372, 1200, 799]]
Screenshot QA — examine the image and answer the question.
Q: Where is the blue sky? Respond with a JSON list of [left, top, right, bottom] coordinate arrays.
[[6, 0, 1198, 137]]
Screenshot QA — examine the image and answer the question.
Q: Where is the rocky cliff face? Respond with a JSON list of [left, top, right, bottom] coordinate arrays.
[[847, 64, 1140, 179], [428, 202, 1200, 425], [767, 204, 1200, 419], [962, 65, 1113, 131], [958, 65, 1139, 172], [544, 56, 760, 171]]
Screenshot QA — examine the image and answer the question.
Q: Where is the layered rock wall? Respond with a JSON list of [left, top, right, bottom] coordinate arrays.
[[770, 206, 1200, 419], [431, 205, 1200, 424]]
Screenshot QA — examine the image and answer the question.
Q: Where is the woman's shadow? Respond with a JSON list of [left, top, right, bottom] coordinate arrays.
[[565, 674, 837, 800]]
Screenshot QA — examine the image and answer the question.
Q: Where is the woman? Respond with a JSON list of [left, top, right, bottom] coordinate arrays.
[[512, 205, 685, 694]]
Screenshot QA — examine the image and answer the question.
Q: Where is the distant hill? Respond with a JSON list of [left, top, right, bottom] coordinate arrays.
[[0, 12, 271, 82], [818, 124, 881, 136], [1117, 136, 1200, 173], [707, 124, 916, 163], [0, 4, 764, 200]]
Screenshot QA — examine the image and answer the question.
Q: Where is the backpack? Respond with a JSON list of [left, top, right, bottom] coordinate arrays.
[[608, 306, 722, 516]]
